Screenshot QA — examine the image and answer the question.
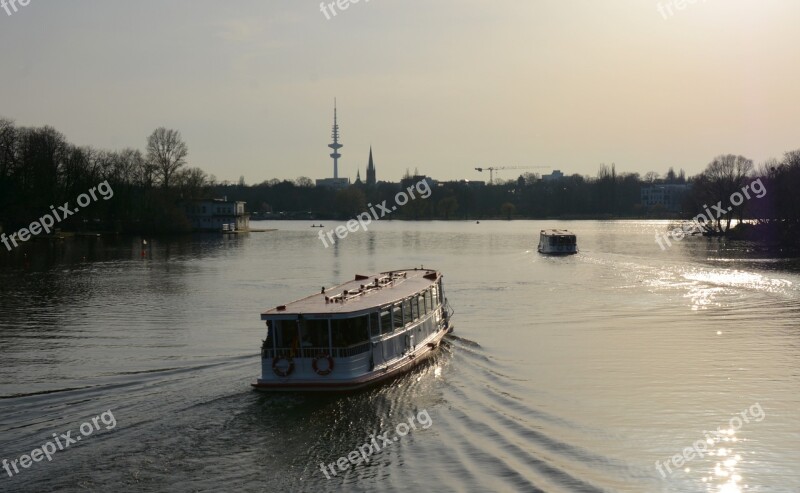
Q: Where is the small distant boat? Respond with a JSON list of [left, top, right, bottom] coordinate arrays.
[[538, 229, 578, 255], [253, 268, 453, 392]]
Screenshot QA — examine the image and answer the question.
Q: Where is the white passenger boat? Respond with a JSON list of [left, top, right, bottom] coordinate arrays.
[[538, 229, 578, 255], [253, 268, 453, 391]]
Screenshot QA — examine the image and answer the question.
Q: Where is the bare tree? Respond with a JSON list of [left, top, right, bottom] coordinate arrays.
[[782, 149, 800, 168], [60, 145, 93, 195], [18, 125, 68, 206], [295, 176, 314, 188], [146, 127, 188, 189], [110, 148, 145, 185], [0, 118, 18, 181], [643, 171, 660, 183], [755, 158, 778, 179], [174, 167, 209, 199], [94, 149, 117, 181], [500, 202, 516, 220], [777, 150, 800, 226], [597, 163, 612, 180], [438, 196, 458, 220], [335, 187, 367, 217], [695, 154, 753, 232]]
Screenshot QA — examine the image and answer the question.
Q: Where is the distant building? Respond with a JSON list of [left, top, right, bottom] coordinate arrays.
[[315, 177, 350, 189], [443, 179, 485, 187], [182, 198, 250, 231], [641, 184, 689, 212], [542, 170, 565, 182], [366, 146, 376, 186], [401, 175, 437, 190]]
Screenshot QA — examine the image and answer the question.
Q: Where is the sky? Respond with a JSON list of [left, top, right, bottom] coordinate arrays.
[[1, 0, 799, 184]]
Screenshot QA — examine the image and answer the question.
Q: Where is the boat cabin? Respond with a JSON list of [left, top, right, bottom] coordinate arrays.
[[538, 229, 578, 255], [256, 269, 451, 388]]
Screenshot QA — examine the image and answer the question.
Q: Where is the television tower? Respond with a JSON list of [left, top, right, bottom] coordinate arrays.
[[328, 99, 342, 179]]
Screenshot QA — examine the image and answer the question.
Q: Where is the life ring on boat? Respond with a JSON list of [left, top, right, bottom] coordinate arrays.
[[272, 356, 295, 377], [312, 354, 335, 376]]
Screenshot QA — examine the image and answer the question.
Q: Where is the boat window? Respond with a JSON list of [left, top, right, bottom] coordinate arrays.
[[411, 296, 419, 320], [265, 319, 275, 348], [403, 298, 413, 324], [425, 290, 433, 313], [381, 309, 392, 334], [432, 286, 439, 307], [300, 318, 330, 348], [369, 312, 381, 337], [274, 320, 299, 348], [331, 316, 369, 347], [417, 294, 425, 317], [392, 304, 403, 330]]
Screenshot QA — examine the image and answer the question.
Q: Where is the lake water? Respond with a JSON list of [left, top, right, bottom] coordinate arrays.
[[1, 220, 799, 493]]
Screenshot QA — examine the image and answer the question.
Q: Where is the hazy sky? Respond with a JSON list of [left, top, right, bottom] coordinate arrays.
[[1, 0, 799, 183]]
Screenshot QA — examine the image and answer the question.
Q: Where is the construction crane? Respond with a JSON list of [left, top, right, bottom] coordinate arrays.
[[474, 166, 551, 184]]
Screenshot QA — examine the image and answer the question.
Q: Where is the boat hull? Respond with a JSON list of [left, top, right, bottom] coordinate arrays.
[[537, 248, 578, 255], [251, 326, 452, 392]]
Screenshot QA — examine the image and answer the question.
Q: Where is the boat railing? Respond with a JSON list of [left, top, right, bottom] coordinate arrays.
[[262, 347, 294, 359], [325, 271, 410, 305], [262, 342, 371, 359], [299, 346, 331, 358], [332, 342, 371, 358]]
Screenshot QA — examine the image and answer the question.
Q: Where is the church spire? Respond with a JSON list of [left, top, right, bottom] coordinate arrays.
[[366, 145, 376, 186]]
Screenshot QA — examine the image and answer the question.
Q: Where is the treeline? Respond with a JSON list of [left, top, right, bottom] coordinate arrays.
[[683, 152, 800, 240], [213, 164, 678, 220], [216, 155, 798, 237], [1, 118, 798, 242], [0, 118, 210, 233]]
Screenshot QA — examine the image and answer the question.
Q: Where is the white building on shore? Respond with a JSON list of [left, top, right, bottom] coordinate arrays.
[[182, 198, 250, 232]]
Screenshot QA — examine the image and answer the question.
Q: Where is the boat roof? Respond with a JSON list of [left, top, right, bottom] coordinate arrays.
[[261, 268, 441, 319], [540, 229, 576, 236]]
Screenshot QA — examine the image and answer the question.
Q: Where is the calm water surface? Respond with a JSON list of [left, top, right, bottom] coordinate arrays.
[[1, 220, 799, 492]]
